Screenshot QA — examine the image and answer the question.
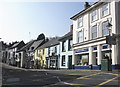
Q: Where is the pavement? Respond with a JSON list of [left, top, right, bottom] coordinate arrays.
[[1, 63, 120, 87]]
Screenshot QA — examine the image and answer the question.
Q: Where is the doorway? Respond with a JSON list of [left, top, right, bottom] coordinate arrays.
[[68, 55, 72, 69]]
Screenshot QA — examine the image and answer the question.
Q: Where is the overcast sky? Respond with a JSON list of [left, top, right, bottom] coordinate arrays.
[[0, 1, 95, 43]]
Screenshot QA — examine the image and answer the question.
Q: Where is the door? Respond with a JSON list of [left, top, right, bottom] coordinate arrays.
[[68, 55, 72, 69]]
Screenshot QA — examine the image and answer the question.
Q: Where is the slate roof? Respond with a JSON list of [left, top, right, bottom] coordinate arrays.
[[59, 31, 72, 41], [17, 40, 35, 52], [10, 41, 25, 49], [11, 42, 20, 48], [29, 39, 44, 51], [38, 38, 60, 49]]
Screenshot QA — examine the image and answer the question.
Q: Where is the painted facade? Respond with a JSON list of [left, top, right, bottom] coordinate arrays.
[[34, 48, 46, 69], [71, 1, 120, 69], [59, 31, 73, 69], [46, 44, 60, 69]]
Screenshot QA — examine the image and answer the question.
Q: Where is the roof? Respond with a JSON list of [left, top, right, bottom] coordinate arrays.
[[59, 31, 72, 41], [29, 39, 44, 51], [11, 42, 19, 48], [10, 41, 25, 50], [38, 38, 60, 49], [18, 40, 35, 52], [70, 1, 103, 20]]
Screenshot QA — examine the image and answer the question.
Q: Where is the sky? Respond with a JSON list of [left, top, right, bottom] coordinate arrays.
[[0, 1, 95, 43]]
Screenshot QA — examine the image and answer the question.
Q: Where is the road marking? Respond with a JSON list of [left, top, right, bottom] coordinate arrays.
[[63, 82, 91, 86], [94, 76, 118, 87], [77, 72, 102, 79]]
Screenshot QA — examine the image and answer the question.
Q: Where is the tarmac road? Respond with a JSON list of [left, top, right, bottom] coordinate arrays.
[[1, 63, 120, 87]]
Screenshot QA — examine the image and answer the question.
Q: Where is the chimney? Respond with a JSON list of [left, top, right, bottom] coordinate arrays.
[[70, 24, 73, 32], [84, 2, 90, 9]]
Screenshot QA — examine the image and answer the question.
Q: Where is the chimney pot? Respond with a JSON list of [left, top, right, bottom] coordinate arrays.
[[70, 24, 73, 32], [84, 2, 90, 9]]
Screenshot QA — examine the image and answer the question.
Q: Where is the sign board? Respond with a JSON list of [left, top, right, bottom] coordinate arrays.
[[106, 36, 116, 45]]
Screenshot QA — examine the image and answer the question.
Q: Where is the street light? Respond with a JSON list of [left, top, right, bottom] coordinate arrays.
[[106, 22, 112, 60]]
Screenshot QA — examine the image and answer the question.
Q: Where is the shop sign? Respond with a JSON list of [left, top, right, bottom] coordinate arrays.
[[93, 46, 97, 50], [102, 44, 108, 49], [75, 48, 88, 53]]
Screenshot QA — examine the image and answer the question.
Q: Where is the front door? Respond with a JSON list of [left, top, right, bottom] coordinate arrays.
[[68, 55, 72, 69]]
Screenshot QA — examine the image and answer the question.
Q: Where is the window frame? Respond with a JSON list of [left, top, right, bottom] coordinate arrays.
[[91, 25, 98, 39], [91, 9, 98, 22], [101, 3, 109, 17], [62, 41, 66, 52], [102, 21, 109, 36], [78, 30, 84, 43], [78, 17, 83, 28], [68, 38, 73, 51], [61, 55, 65, 66]]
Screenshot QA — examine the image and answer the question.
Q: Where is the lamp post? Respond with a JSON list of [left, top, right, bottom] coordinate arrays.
[[106, 22, 112, 71], [106, 22, 112, 60]]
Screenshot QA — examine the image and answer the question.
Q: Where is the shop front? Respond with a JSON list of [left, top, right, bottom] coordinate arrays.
[[48, 55, 58, 69], [73, 44, 113, 70]]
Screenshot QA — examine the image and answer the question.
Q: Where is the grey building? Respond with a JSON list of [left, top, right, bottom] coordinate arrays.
[[7, 41, 25, 66]]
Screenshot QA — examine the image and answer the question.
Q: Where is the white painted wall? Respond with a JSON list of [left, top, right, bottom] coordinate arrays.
[[72, 1, 119, 65], [59, 39, 73, 69]]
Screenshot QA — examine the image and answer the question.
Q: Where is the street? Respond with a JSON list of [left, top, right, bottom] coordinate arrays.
[[1, 63, 120, 87]]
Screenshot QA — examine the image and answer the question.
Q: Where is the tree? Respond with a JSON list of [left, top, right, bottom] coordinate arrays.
[[37, 33, 45, 41]]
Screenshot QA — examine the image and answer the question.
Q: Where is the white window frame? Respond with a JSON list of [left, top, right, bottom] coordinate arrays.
[[78, 30, 84, 43], [102, 21, 109, 36], [91, 9, 98, 22], [91, 25, 98, 39], [68, 38, 73, 51], [61, 55, 66, 66], [101, 3, 109, 17], [78, 17, 83, 28], [62, 41, 66, 52]]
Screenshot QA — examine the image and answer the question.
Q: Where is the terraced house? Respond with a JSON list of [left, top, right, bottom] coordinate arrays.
[[71, 1, 120, 70], [34, 44, 47, 69], [59, 26, 73, 69], [45, 38, 60, 69]]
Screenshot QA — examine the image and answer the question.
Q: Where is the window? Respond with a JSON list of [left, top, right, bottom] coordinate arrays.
[[62, 41, 66, 52], [78, 17, 83, 28], [68, 39, 72, 51], [55, 46, 57, 53], [48, 47, 50, 55], [61, 55, 65, 66], [91, 10, 97, 21], [102, 21, 109, 36], [102, 3, 109, 17], [91, 25, 97, 39], [78, 30, 83, 43], [36, 50, 39, 56], [43, 49, 44, 55]]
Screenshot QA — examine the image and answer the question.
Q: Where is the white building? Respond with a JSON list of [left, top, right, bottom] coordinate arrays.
[[45, 38, 60, 69], [59, 30, 73, 69], [71, 1, 120, 70]]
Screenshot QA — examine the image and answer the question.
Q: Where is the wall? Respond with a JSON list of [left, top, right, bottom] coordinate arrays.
[[59, 39, 73, 69]]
